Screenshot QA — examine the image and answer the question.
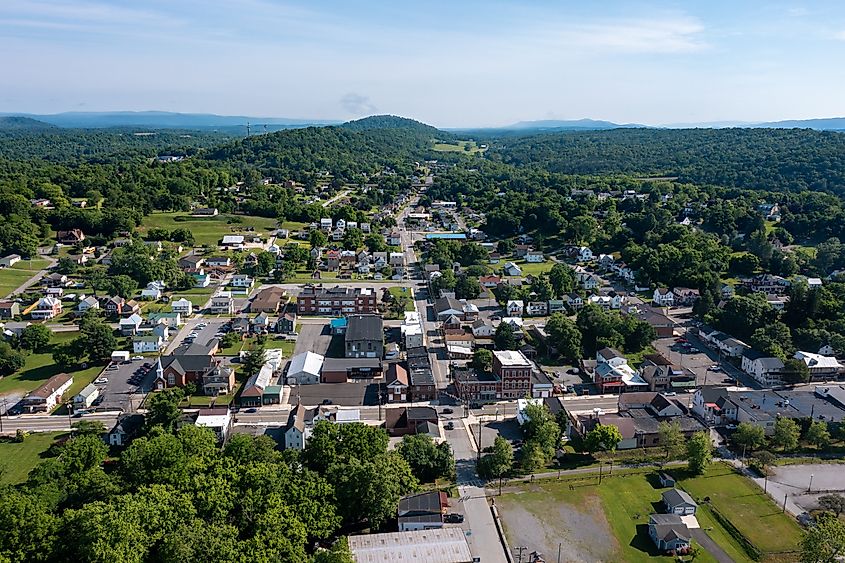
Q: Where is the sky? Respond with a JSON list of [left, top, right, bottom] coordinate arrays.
[[2, 0, 845, 127]]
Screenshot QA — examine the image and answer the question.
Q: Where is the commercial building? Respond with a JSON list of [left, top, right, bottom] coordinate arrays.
[[296, 284, 377, 316], [21, 373, 73, 413], [345, 314, 384, 358]]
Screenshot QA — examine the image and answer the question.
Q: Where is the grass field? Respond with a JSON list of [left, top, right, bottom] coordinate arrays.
[[387, 286, 415, 311], [0, 432, 64, 484], [432, 140, 486, 154], [0, 259, 51, 298], [499, 464, 799, 563], [139, 212, 279, 247], [0, 332, 101, 400], [502, 259, 555, 277]]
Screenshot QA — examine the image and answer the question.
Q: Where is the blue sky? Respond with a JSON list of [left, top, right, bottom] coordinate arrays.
[[2, 0, 845, 127]]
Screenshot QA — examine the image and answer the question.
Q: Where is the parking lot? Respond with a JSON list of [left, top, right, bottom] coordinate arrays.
[[653, 336, 737, 387], [289, 380, 382, 406], [170, 318, 231, 352], [92, 357, 156, 413], [292, 321, 333, 357]]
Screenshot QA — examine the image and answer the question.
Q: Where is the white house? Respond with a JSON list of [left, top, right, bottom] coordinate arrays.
[[652, 288, 675, 307], [171, 298, 194, 316], [230, 275, 254, 289], [526, 301, 548, 316], [581, 274, 601, 290], [77, 295, 100, 314], [741, 349, 785, 387], [575, 247, 594, 262], [72, 383, 99, 410], [525, 251, 544, 263], [471, 319, 495, 338], [287, 351, 324, 385], [133, 334, 164, 353], [221, 235, 244, 249], [506, 300, 524, 317], [503, 262, 522, 276], [320, 218, 333, 231], [147, 312, 182, 328], [0, 254, 21, 268]]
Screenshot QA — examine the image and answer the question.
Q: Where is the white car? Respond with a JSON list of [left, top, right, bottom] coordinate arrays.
[[95, 377, 108, 384], [132, 355, 143, 360]]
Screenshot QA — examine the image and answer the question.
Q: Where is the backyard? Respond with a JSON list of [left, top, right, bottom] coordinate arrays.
[[0, 258, 51, 298], [498, 463, 801, 563], [0, 432, 64, 484]]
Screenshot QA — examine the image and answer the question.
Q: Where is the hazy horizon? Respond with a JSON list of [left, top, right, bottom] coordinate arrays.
[[3, 0, 845, 128]]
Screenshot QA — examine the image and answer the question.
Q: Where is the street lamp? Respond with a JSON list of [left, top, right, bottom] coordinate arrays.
[[808, 473, 814, 493]]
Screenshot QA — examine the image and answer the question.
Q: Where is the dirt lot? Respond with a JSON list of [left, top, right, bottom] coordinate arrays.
[[498, 485, 618, 563], [769, 463, 845, 513]]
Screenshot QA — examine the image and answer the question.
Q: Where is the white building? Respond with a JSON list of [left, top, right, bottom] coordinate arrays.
[[195, 409, 232, 442], [171, 298, 194, 316], [72, 383, 99, 410], [230, 274, 254, 289], [221, 235, 244, 248], [133, 335, 164, 353], [210, 292, 234, 315], [286, 351, 325, 385]]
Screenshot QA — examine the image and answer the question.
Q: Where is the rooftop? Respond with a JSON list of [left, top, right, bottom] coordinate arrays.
[[346, 314, 384, 342], [347, 528, 472, 563], [493, 350, 531, 367]]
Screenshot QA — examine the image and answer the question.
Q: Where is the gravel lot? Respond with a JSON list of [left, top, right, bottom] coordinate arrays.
[[769, 463, 845, 513]]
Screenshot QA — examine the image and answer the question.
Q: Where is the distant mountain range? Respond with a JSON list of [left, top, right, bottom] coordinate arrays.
[[0, 111, 341, 130], [501, 117, 845, 131], [0, 116, 57, 131], [503, 118, 647, 130]]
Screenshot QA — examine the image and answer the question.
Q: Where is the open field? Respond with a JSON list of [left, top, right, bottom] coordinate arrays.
[[139, 212, 279, 247], [0, 432, 64, 484], [499, 464, 800, 563], [0, 259, 51, 297], [501, 259, 556, 277], [432, 140, 486, 154]]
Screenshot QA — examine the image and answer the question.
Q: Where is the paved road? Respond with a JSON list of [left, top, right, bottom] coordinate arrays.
[[321, 189, 350, 208], [448, 418, 508, 563], [9, 256, 57, 296], [0, 411, 119, 436]]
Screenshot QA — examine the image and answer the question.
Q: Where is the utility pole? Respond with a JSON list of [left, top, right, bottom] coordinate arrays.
[[515, 546, 526, 563], [808, 473, 814, 493], [477, 417, 483, 461], [764, 473, 768, 494], [598, 462, 603, 485], [557, 542, 562, 563]]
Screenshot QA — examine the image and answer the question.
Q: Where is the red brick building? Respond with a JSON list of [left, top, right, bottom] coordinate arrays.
[[296, 284, 377, 316]]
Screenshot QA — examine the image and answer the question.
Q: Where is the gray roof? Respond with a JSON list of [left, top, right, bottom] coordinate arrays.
[[322, 357, 381, 371], [345, 314, 383, 342], [597, 347, 624, 361], [76, 383, 98, 399], [662, 488, 697, 508]]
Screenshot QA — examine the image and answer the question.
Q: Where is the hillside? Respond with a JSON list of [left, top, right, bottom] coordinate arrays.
[[340, 114, 443, 135], [0, 116, 56, 131]]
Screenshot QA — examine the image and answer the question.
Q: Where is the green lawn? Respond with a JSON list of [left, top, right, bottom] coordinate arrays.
[[139, 212, 279, 247], [502, 259, 555, 277], [387, 286, 415, 311], [0, 432, 65, 485], [0, 259, 50, 297], [500, 465, 799, 563], [679, 463, 802, 556], [0, 333, 102, 401], [432, 140, 486, 154]]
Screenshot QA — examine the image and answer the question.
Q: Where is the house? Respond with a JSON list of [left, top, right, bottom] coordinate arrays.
[[239, 349, 284, 406], [210, 292, 234, 315], [320, 217, 333, 231], [192, 207, 219, 217], [43, 273, 69, 288], [56, 229, 85, 245], [0, 254, 21, 268], [503, 262, 522, 276], [581, 274, 601, 291], [103, 296, 139, 318], [286, 351, 324, 385], [278, 311, 297, 334], [758, 202, 781, 221], [76, 296, 99, 315], [205, 256, 232, 268], [672, 287, 700, 305], [251, 312, 271, 334], [171, 298, 194, 316], [794, 351, 844, 381], [386, 362, 410, 402], [479, 275, 501, 289], [147, 312, 182, 328], [471, 318, 495, 338], [230, 274, 254, 289], [344, 315, 384, 358], [662, 489, 697, 515], [563, 294, 584, 311], [140, 281, 165, 300], [598, 254, 615, 269], [385, 406, 439, 437], [406, 347, 436, 401], [2, 321, 30, 337], [21, 373, 73, 413], [221, 235, 244, 249], [250, 286, 287, 313], [154, 354, 234, 395], [398, 491, 447, 532], [133, 334, 164, 353], [31, 296, 62, 320], [0, 301, 21, 319], [119, 313, 144, 336], [526, 301, 548, 316], [107, 414, 145, 447], [652, 288, 674, 307], [525, 251, 544, 263], [72, 383, 99, 410], [648, 514, 691, 553], [321, 357, 382, 383], [741, 349, 785, 387], [193, 272, 211, 288], [592, 347, 649, 393], [194, 408, 232, 442], [506, 300, 524, 317], [387, 230, 402, 246]]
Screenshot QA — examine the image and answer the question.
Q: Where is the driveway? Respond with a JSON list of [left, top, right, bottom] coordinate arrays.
[[691, 529, 734, 563]]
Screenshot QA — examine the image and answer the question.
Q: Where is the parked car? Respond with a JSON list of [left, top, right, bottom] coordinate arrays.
[[445, 422, 455, 430], [444, 513, 464, 523], [442, 408, 454, 414], [132, 355, 143, 360]]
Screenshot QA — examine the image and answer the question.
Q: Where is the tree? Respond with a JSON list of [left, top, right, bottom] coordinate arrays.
[[59, 434, 109, 475], [342, 227, 363, 251], [545, 313, 582, 360], [819, 494, 845, 517], [749, 450, 776, 475], [364, 233, 387, 253], [57, 256, 79, 275], [530, 276, 554, 302], [454, 275, 480, 300], [772, 417, 800, 451], [805, 421, 831, 450], [0, 342, 25, 376], [658, 420, 685, 460], [800, 512, 845, 563], [396, 434, 454, 482], [521, 403, 561, 461], [19, 324, 51, 352], [477, 436, 514, 481], [732, 422, 766, 454], [52, 342, 77, 369], [584, 424, 623, 454], [471, 348, 492, 372], [494, 322, 518, 351], [309, 229, 327, 248], [76, 315, 117, 364], [254, 252, 276, 276], [72, 420, 106, 437], [782, 358, 811, 385], [105, 274, 138, 299], [548, 263, 575, 297], [241, 345, 267, 378], [519, 441, 547, 472], [145, 388, 185, 433], [729, 252, 760, 275], [686, 431, 713, 474]]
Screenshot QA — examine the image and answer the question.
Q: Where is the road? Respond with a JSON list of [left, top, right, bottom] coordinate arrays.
[[321, 189, 350, 208], [0, 411, 119, 436], [9, 255, 57, 296]]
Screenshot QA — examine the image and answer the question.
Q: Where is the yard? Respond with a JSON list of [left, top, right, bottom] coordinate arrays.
[[432, 140, 486, 154], [0, 432, 65, 485], [386, 286, 415, 311], [503, 259, 556, 277], [498, 464, 800, 563], [139, 212, 279, 247], [0, 258, 51, 298]]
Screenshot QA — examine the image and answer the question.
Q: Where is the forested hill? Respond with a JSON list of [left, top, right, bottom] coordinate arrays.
[[0, 116, 56, 131], [204, 116, 450, 181], [485, 128, 845, 195]]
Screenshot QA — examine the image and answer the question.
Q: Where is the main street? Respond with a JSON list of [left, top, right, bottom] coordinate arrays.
[[0, 411, 119, 436]]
